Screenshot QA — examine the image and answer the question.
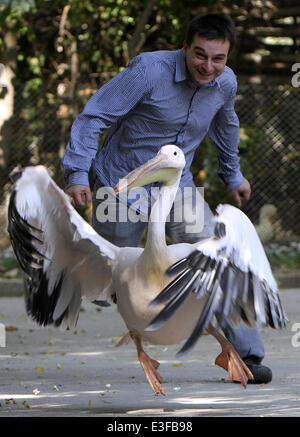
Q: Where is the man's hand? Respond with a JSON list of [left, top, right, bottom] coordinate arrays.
[[230, 178, 251, 208], [65, 184, 92, 207]]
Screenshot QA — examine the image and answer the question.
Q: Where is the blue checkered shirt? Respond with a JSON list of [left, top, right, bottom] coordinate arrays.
[[62, 48, 244, 191]]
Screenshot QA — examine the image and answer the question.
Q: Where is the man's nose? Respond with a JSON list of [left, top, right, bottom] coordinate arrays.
[[202, 59, 214, 73]]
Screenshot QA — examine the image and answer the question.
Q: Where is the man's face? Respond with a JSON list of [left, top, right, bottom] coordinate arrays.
[[183, 35, 230, 86]]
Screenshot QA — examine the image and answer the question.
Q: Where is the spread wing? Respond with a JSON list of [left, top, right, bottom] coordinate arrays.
[[8, 166, 120, 329], [146, 204, 287, 356]]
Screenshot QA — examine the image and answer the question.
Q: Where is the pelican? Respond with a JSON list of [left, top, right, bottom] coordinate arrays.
[[255, 204, 277, 243], [7, 144, 286, 396]]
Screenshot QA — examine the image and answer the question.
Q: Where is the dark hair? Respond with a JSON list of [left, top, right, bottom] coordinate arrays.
[[185, 14, 236, 53]]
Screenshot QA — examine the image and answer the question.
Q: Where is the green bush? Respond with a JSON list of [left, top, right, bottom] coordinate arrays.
[[191, 125, 265, 211]]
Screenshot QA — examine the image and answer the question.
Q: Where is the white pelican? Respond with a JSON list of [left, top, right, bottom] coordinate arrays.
[[7, 145, 286, 396], [254, 204, 277, 243]]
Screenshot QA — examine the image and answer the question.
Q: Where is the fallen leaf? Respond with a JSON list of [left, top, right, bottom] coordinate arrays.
[[57, 364, 62, 370], [5, 326, 18, 332], [172, 363, 183, 367], [22, 401, 30, 409], [35, 366, 44, 372], [88, 400, 92, 406], [33, 389, 40, 395], [110, 336, 123, 342]]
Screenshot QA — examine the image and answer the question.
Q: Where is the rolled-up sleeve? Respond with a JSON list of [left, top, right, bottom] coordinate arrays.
[[62, 57, 149, 187], [208, 83, 244, 190]]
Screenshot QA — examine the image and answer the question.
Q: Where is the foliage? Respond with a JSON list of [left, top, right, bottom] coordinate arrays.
[[0, 0, 299, 239], [0, 0, 190, 94], [0, 1, 194, 187], [2, 0, 286, 104], [0, 0, 222, 190], [265, 242, 300, 271], [0, 248, 21, 278], [191, 126, 265, 210]]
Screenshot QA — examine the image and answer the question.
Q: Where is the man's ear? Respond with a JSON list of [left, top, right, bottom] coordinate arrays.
[[183, 40, 188, 54]]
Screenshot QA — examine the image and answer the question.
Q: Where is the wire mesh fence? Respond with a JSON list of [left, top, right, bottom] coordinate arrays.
[[236, 84, 300, 241], [0, 80, 299, 247]]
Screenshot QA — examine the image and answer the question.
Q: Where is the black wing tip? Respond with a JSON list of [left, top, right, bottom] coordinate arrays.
[[7, 189, 63, 328], [144, 323, 160, 332], [175, 346, 190, 359], [24, 273, 69, 328], [92, 299, 111, 307], [148, 269, 192, 307], [7, 169, 81, 331], [164, 257, 189, 278], [148, 300, 159, 308], [146, 250, 220, 336], [8, 192, 46, 277], [214, 222, 226, 239], [145, 309, 173, 331], [9, 170, 23, 185]]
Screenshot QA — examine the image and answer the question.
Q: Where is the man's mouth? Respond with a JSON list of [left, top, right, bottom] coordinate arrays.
[[197, 70, 213, 78]]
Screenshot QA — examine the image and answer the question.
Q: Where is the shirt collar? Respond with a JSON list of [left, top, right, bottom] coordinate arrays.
[[175, 49, 187, 83], [175, 48, 221, 89]]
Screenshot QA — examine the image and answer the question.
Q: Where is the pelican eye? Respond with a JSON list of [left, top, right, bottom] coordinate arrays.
[[173, 151, 177, 156]]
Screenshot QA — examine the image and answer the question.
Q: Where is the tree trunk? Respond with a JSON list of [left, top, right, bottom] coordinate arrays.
[[0, 28, 17, 248], [0, 30, 16, 169], [128, 0, 159, 59]]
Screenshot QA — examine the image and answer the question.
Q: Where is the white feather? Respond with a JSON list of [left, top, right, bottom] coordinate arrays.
[[13, 166, 119, 327], [200, 204, 277, 291]]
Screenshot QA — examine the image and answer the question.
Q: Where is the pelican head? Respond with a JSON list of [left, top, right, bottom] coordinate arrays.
[[114, 144, 185, 194], [259, 204, 277, 221]]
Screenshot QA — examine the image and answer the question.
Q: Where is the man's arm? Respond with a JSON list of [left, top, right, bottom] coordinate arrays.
[[62, 57, 149, 206], [231, 177, 251, 207], [208, 79, 250, 207], [65, 184, 92, 207]]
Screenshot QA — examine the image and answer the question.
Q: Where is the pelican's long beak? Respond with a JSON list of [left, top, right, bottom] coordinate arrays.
[[114, 152, 179, 195]]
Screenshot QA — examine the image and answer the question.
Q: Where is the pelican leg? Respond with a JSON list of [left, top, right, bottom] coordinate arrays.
[[207, 324, 254, 388], [130, 331, 165, 396]]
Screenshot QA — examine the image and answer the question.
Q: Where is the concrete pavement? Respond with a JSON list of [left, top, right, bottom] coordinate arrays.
[[0, 287, 300, 417]]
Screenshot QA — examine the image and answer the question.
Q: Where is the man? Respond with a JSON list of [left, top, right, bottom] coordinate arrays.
[[62, 13, 272, 383]]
